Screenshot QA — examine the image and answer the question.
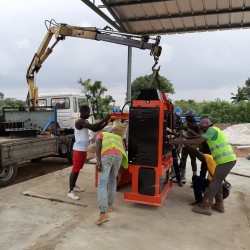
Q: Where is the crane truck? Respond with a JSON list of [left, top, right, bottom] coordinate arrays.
[[0, 20, 162, 186]]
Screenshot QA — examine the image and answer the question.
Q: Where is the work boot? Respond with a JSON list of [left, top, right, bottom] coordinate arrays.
[[170, 166, 175, 179], [177, 178, 183, 187], [211, 193, 225, 213], [96, 212, 109, 225], [181, 168, 186, 182], [192, 196, 213, 216], [108, 204, 113, 212]]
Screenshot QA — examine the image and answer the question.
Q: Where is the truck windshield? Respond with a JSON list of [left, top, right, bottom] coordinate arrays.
[[51, 98, 70, 109]]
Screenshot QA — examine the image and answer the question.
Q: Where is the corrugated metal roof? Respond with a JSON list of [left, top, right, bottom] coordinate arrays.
[[82, 0, 250, 35]]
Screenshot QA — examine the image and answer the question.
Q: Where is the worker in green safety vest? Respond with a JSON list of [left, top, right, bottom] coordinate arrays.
[[170, 118, 236, 216]]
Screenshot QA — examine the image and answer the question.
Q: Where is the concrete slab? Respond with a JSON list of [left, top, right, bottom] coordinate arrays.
[[0, 158, 250, 250]]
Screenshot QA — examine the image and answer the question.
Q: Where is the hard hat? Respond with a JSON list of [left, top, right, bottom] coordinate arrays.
[[112, 108, 119, 112], [199, 118, 213, 127], [186, 109, 196, 117], [174, 107, 182, 116]]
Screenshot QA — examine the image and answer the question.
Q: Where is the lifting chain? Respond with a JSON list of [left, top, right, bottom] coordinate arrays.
[[150, 35, 161, 90]]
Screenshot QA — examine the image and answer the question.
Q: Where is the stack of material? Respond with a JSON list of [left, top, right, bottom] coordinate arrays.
[[223, 123, 250, 145], [112, 120, 128, 139]]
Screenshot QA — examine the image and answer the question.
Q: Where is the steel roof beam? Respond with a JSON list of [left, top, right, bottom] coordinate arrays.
[[117, 7, 250, 23], [133, 23, 250, 35], [101, 0, 127, 31], [108, 0, 172, 7], [80, 0, 125, 32]]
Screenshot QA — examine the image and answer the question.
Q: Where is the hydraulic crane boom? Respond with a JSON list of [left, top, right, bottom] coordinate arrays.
[[26, 20, 162, 109]]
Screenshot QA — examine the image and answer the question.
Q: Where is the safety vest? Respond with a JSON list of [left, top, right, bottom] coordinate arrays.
[[101, 132, 128, 169], [207, 127, 236, 165]]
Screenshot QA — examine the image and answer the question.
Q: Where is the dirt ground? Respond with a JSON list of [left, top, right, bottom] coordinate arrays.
[[3, 157, 71, 187], [2, 123, 249, 188]]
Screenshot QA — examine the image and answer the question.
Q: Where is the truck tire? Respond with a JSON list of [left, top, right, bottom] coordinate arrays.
[[0, 164, 18, 186]]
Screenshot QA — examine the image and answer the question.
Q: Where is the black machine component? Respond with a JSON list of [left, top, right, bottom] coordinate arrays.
[[163, 110, 172, 156], [136, 88, 162, 101], [7, 128, 37, 138], [138, 167, 156, 196], [0, 122, 24, 136], [128, 107, 159, 167]]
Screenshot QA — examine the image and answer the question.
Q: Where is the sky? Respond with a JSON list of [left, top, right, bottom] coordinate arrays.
[[1, 0, 250, 108]]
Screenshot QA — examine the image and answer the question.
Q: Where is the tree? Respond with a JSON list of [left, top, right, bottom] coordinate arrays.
[[0, 98, 24, 108], [230, 86, 248, 103], [77, 78, 115, 119], [131, 74, 174, 100], [173, 99, 203, 116], [244, 78, 250, 101], [0, 92, 4, 100]]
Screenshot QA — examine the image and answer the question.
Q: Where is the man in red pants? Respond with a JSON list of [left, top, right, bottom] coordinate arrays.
[[67, 105, 110, 200]]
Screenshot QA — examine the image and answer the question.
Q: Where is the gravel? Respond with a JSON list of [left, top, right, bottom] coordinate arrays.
[[223, 123, 250, 145]]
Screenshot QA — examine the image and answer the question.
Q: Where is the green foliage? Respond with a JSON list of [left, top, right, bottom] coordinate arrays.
[[230, 77, 250, 102], [0, 98, 24, 108], [0, 92, 4, 100], [78, 78, 115, 119], [174, 99, 250, 123], [131, 74, 174, 100], [174, 99, 202, 115], [230, 86, 248, 103], [199, 100, 231, 123], [175, 77, 250, 123], [244, 78, 250, 101]]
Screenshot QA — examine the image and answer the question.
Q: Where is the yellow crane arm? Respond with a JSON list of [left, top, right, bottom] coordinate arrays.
[[26, 20, 162, 109]]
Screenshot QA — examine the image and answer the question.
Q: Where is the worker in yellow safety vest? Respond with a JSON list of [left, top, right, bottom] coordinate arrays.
[[95, 123, 128, 225], [170, 118, 236, 216]]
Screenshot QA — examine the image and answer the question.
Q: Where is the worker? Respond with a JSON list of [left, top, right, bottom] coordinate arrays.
[[67, 105, 110, 200], [198, 141, 211, 178], [179, 109, 199, 182], [95, 122, 128, 225], [183, 144, 216, 206], [171, 109, 184, 187], [170, 118, 236, 215]]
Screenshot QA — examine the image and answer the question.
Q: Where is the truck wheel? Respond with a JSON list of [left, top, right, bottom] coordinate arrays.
[[0, 164, 18, 186]]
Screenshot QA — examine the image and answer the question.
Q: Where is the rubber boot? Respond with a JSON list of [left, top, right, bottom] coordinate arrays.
[[177, 177, 183, 187], [181, 168, 186, 182], [211, 193, 225, 213], [170, 166, 175, 180], [192, 195, 213, 215]]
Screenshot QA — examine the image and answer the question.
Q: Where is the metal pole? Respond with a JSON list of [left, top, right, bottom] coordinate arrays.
[[126, 46, 132, 103]]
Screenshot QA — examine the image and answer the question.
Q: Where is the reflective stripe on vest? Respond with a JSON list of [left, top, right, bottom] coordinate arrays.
[[213, 151, 235, 160], [101, 132, 128, 169], [207, 127, 236, 165], [210, 142, 231, 151]]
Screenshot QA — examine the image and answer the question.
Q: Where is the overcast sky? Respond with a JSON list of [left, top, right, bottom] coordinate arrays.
[[1, 0, 250, 107]]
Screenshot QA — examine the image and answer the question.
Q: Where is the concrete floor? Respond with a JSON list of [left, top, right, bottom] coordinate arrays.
[[0, 158, 250, 250]]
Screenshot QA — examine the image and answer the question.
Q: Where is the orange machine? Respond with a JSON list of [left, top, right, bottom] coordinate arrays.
[[124, 89, 173, 206]]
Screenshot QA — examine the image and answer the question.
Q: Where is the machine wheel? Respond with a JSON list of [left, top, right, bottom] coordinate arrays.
[[0, 164, 18, 186]]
